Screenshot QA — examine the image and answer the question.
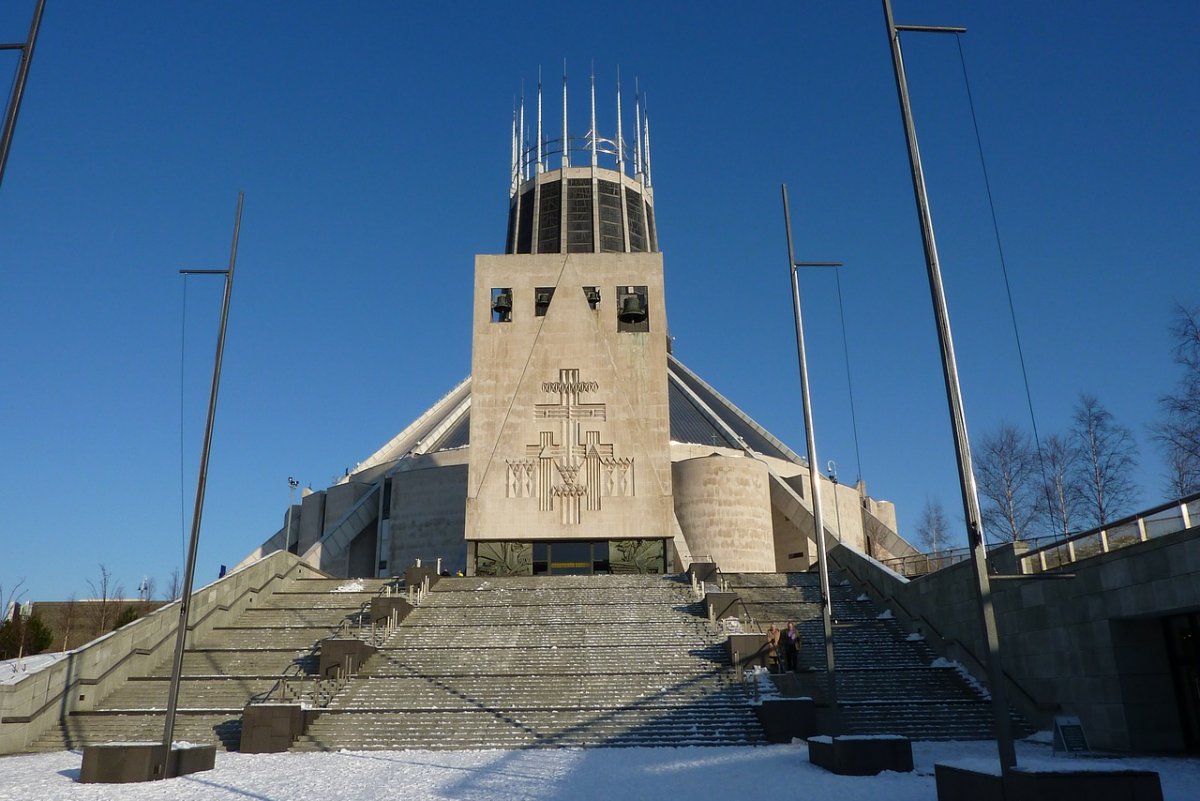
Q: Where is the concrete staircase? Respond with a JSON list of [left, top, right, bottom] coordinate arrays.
[[24, 577, 388, 752], [293, 574, 764, 749], [725, 572, 1032, 740]]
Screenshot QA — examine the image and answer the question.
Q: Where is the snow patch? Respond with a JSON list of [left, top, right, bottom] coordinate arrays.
[[931, 657, 991, 699], [0, 652, 70, 685], [331, 580, 366, 593], [905, 632, 924, 642], [876, 609, 894, 620], [856, 593, 871, 602], [0, 743, 1193, 800]]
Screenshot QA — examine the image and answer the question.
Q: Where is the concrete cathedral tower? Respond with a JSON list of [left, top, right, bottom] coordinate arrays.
[[467, 71, 672, 575], [239, 70, 918, 580]]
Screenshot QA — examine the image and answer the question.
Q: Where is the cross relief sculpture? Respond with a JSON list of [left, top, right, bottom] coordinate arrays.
[[506, 367, 634, 524]]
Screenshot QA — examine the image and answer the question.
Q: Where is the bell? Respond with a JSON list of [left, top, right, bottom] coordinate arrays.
[[535, 291, 552, 309], [584, 287, 601, 308], [492, 291, 512, 317], [618, 293, 647, 324]]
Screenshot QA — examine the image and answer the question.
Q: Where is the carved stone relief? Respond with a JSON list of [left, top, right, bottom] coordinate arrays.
[[505, 368, 635, 523]]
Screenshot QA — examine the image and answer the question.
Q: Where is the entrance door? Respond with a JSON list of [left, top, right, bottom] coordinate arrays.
[[1165, 612, 1200, 752]]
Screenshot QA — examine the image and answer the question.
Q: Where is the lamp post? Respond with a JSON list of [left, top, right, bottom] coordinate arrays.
[[0, 0, 45, 191], [881, 0, 1016, 770], [781, 183, 840, 707], [161, 193, 243, 772], [285, 477, 300, 554]]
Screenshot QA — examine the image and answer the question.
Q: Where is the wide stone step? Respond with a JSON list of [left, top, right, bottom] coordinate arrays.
[[236, 608, 370, 628], [406, 607, 699, 625], [333, 674, 743, 711], [25, 712, 241, 752], [260, 592, 382, 610], [364, 645, 727, 676], [442, 576, 691, 592], [837, 702, 1030, 740], [147, 649, 317, 677], [93, 677, 279, 710], [294, 707, 765, 750], [202, 626, 332, 649]]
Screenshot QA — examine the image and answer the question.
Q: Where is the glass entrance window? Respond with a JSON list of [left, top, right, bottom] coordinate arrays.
[[549, 541, 592, 575]]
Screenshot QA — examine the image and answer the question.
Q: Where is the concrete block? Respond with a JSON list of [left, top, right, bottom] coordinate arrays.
[[241, 703, 306, 753], [80, 743, 216, 783], [753, 698, 815, 743], [935, 764, 1005, 801], [808, 735, 913, 776], [935, 764, 1162, 801], [318, 638, 377, 678], [704, 592, 741, 622], [727, 634, 768, 670], [370, 596, 414, 626]]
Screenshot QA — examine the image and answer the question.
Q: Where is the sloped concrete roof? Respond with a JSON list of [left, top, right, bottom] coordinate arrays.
[[352, 356, 806, 476]]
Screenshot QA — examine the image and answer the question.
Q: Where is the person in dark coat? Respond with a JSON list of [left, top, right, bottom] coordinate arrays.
[[780, 621, 800, 672]]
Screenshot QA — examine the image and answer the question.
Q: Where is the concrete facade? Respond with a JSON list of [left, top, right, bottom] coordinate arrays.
[[673, 454, 775, 572], [831, 525, 1200, 752], [466, 252, 674, 545]]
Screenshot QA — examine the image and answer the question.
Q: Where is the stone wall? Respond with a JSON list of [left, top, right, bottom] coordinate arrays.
[[388, 462, 469, 574], [0, 551, 323, 754], [831, 526, 1200, 752]]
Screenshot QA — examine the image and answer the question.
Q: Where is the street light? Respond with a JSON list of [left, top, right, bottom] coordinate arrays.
[[285, 477, 300, 555], [781, 183, 840, 708]]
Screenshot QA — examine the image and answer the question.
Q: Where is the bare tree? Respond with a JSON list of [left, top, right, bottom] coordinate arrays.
[[915, 498, 952, 554], [1072, 394, 1139, 527], [1040, 434, 1083, 538], [85, 564, 124, 636], [1156, 303, 1200, 496], [975, 422, 1040, 542], [60, 595, 78, 652], [165, 568, 182, 601], [1, 578, 26, 622]]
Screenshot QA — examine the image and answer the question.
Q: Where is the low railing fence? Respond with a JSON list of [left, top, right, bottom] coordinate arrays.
[[880, 492, 1200, 578]]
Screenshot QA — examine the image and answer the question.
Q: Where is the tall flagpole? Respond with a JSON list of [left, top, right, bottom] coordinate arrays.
[[161, 193, 244, 772], [880, 0, 1016, 770]]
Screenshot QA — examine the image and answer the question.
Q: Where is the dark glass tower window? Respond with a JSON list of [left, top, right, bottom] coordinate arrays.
[[537, 180, 561, 253], [626, 190, 646, 252], [598, 180, 625, 252], [516, 187, 535, 253], [566, 179, 594, 252], [645, 206, 657, 252]]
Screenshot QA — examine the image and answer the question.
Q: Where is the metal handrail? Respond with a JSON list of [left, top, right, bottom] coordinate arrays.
[[880, 492, 1200, 578]]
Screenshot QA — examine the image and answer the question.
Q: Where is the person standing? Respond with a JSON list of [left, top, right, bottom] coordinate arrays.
[[781, 621, 800, 672], [765, 623, 781, 673]]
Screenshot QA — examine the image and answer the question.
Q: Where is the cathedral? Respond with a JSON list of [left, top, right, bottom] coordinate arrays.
[[237, 75, 918, 579]]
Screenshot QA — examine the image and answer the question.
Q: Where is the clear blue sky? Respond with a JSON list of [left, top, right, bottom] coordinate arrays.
[[2, 2, 1197, 603]]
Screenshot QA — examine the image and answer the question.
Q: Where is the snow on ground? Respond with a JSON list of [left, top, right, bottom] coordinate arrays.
[[0, 653, 70, 686], [1, 739, 1197, 801], [331, 580, 366, 593]]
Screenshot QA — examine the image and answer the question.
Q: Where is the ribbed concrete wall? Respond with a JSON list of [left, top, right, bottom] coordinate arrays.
[[673, 455, 774, 572]]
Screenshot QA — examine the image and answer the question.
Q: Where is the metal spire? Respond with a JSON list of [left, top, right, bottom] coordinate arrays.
[[643, 93, 652, 187], [634, 79, 643, 181], [510, 102, 518, 198], [518, 88, 526, 181], [536, 68, 544, 174], [589, 65, 598, 167], [615, 67, 624, 175], [562, 60, 569, 169]]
